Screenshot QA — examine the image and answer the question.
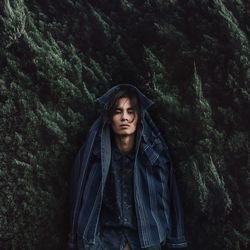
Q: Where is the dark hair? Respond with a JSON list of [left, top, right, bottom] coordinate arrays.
[[105, 86, 141, 125]]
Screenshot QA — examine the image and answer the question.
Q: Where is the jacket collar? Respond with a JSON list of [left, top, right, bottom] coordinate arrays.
[[91, 84, 166, 169]]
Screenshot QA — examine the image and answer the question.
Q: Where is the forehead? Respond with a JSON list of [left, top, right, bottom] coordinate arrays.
[[115, 97, 133, 108]]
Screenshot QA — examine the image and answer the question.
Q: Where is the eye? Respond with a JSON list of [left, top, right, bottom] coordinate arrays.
[[128, 109, 135, 114], [114, 109, 122, 114]]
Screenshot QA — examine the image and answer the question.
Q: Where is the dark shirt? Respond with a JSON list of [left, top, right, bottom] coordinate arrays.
[[98, 146, 146, 249], [78, 146, 166, 249], [100, 146, 137, 230]]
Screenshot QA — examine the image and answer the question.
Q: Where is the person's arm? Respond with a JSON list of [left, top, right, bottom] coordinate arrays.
[[68, 142, 86, 250], [165, 152, 188, 249]]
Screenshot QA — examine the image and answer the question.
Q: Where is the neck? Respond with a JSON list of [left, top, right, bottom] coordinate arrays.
[[114, 134, 135, 153]]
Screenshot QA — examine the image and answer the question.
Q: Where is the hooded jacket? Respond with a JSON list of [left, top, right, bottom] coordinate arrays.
[[68, 84, 187, 249]]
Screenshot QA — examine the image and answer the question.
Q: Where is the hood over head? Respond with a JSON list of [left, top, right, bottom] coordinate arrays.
[[69, 87, 187, 250], [97, 84, 154, 112], [95, 83, 167, 162]]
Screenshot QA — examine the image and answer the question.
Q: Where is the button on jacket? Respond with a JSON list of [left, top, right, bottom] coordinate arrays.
[[68, 84, 188, 249]]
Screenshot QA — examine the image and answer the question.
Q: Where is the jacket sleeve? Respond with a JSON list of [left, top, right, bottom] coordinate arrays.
[[68, 142, 86, 250], [165, 153, 188, 248]]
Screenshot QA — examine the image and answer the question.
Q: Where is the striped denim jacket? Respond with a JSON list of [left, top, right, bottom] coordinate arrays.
[[68, 85, 187, 249]]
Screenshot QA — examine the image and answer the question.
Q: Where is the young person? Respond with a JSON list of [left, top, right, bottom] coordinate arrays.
[[68, 84, 187, 249]]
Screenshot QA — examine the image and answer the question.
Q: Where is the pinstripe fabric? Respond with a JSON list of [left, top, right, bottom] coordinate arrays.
[[68, 85, 187, 249], [68, 113, 187, 249]]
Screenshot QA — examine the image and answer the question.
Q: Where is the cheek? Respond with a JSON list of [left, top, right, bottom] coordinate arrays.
[[112, 116, 117, 124], [112, 116, 120, 128], [132, 118, 138, 130]]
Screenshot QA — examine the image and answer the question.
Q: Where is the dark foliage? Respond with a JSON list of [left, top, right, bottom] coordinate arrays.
[[0, 0, 249, 249]]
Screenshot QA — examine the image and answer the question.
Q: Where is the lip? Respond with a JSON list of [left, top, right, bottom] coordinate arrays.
[[120, 124, 130, 128]]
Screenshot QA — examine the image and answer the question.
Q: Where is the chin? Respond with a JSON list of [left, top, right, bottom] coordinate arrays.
[[115, 130, 135, 136], [118, 131, 132, 136]]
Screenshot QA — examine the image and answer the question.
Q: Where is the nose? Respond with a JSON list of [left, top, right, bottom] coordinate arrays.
[[121, 111, 129, 121]]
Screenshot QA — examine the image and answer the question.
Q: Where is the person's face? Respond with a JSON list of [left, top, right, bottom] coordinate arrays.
[[111, 97, 138, 136]]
